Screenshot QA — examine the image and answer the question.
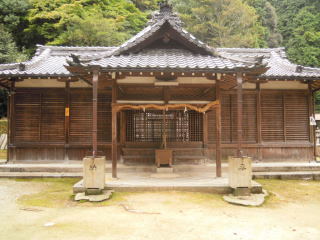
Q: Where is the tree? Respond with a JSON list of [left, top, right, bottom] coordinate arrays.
[[0, 25, 27, 119], [267, 0, 320, 45], [286, 6, 320, 67], [131, 0, 159, 12], [0, 0, 30, 49], [0, 25, 27, 64], [171, 0, 266, 48], [245, 0, 282, 47], [25, 0, 147, 46], [54, 11, 131, 46]]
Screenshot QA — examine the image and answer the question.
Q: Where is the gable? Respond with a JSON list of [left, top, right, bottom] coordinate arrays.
[[112, 2, 216, 56]]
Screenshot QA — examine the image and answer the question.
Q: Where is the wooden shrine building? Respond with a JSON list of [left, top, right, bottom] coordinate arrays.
[[1, 2, 320, 177]]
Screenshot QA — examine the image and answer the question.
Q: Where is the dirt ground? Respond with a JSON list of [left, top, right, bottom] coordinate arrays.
[[0, 178, 320, 240]]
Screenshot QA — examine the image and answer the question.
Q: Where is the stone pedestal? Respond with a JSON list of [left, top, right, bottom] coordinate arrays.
[[228, 156, 252, 189], [83, 156, 105, 190]]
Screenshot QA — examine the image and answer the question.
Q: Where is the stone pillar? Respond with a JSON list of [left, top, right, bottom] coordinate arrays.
[[228, 156, 252, 196], [83, 156, 106, 193]]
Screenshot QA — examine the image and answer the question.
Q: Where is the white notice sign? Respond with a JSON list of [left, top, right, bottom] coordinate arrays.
[[310, 116, 317, 126]]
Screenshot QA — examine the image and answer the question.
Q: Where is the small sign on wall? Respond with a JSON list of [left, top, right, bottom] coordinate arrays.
[[65, 107, 70, 117], [310, 116, 316, 126]]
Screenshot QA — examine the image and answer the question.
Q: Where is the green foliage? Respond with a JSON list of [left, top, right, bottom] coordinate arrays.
[[52, 11, 131, 46], [0, 0, 30, 49], [245, 0, 282, 47], [0, 25, 27, 63], [131, 0, 159, 11], [286, 6, 320, 67], [25, 0, 147, 46], [171, 0, 267, 48], [0, 24, 25, 119], [268, 0, 311, 45], [0, 119, 7, 134], [315, 92, 320, 113]]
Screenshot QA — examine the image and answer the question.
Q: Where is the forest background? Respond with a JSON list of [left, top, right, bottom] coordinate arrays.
[[0, 0, 319, 116]]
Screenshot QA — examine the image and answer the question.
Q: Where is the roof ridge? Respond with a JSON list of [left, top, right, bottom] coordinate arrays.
[[37, 44, 117, 51], [22, 48, 52, 71], [218, 51, 264, 66], [0, 47, 52, 72]]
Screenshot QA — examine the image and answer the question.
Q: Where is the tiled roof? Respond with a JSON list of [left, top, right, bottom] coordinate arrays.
[[0, 45, 116, 77], [1, 45, 320, 79], [85, 48, 257, 71], [218, 48, 320, 79], [263, 52, 320, 78]]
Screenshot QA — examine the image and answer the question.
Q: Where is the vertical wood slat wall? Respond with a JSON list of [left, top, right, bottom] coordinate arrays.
[[208, 90, 310, 144], [14, 88, 112, 144], [11, 88, 311, 161]]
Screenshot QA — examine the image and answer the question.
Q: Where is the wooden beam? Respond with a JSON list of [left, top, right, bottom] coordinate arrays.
[[112, 79, 118, 178], [236, 72, 243, 157], [92, 69, 99, 157], [0, 80, 10, 89], [215, 81, 222, 177], [79, 76, 92, 86]]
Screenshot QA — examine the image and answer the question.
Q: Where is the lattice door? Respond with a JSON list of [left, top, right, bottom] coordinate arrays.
[[126, 110, 203, 142]]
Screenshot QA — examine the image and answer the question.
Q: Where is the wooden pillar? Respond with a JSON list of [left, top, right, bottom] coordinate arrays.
[[203, 113, 208, 148], [236, 72, 243, 157], [256, 83, 262, 161], [112, 79, 118, 178], [6, 87, 10, 162], [308, 82, 316, 160], [64, 81, 70, 161], [8, 81, 16, 162], [92, 69, 99, 157], [215, 81, 222, 177], [120, 111, 126, 146], [163, 86, 170, 104]]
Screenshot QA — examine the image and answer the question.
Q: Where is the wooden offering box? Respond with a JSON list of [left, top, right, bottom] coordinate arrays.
[[155, 149, 173, 167]]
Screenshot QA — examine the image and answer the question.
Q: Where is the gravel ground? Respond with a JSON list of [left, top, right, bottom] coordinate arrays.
[[0, 179, 320, 240]]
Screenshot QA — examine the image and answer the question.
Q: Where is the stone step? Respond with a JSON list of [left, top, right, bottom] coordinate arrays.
[[122, 148, 205, 157], [0, 171, 82, 178], [253, 171, 320, 180], [73, 178, 263, 194], [174, 156, 208, 164], [122, 148, 155, 156], [156, 167, 174, 173], [1, 169, 320, 180], [252, 163, 320, 172], [1, 162, 320, 176]]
